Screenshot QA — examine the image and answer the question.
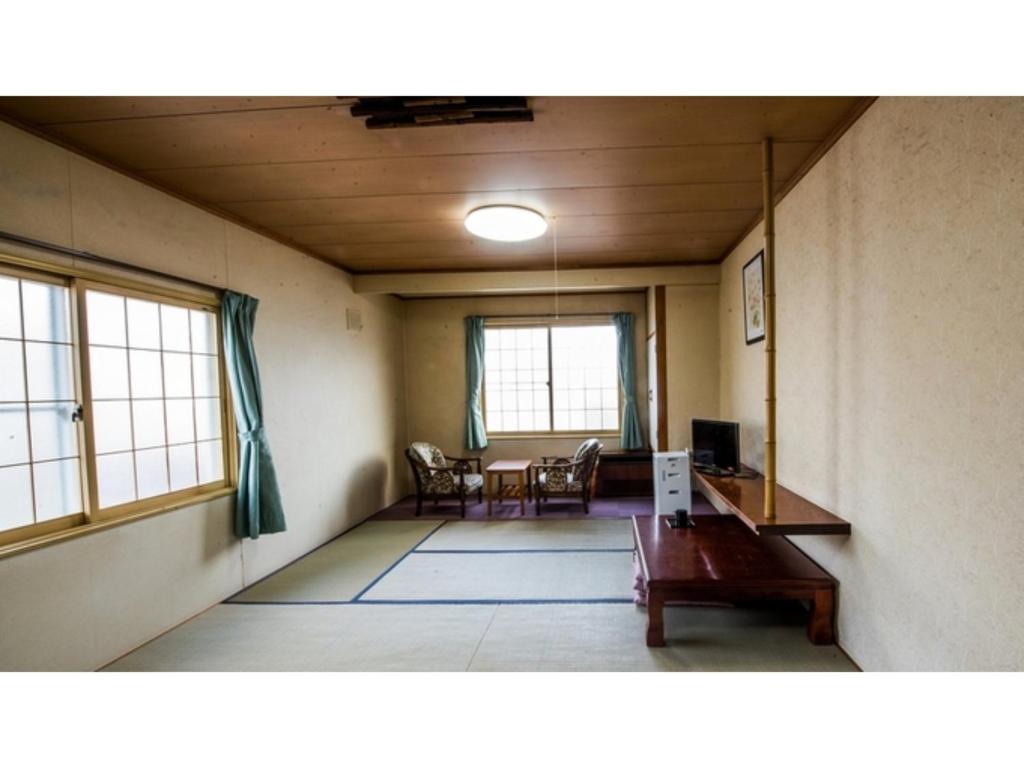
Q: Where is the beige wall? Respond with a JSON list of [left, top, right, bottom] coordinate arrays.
[[0, 121, 408, 670], [664, 285, 720, 451], [718, 97, 1024, 670], [403, 292, 649, 468]]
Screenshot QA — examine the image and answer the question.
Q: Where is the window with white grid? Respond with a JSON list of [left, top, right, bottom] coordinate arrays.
[[0, 274, 84, 533], [85, 289, 225, 509], [0, 259, 232, 551], [551, 325, 619, 432], [482, 322, 619, 435]]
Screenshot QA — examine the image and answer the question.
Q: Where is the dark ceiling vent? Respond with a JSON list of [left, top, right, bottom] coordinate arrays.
[[348, 97, 532, 129]]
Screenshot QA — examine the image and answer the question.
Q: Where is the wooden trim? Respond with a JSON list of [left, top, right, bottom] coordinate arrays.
[[0, 112, 351, 278], [348, 258, 723, 276], [487, 431, 620, 441], [0, 250, 219, 308], [654, 285, 668, 452], [0, 513, 84, 549], [762, 139, 777, 521], [404, 288, 647, 302], [715, 97, 877, 263], [74, 279, 100, 520], [0, 486, 235, 561]]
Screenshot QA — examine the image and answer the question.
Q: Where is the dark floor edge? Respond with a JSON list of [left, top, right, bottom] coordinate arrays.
[[225, 598, 636, 606], [348, 521, 448, 602], [223, 514, 398, 602], [412, 548, 635, 554]]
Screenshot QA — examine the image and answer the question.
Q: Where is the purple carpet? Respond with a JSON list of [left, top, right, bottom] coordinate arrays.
[[370, 491, 718, 521]]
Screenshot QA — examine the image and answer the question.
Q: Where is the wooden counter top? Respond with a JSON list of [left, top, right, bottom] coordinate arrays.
[[693, 468, 851, 536]]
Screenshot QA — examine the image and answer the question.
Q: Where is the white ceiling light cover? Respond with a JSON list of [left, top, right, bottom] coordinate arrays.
[[464, 205, 548, 242]]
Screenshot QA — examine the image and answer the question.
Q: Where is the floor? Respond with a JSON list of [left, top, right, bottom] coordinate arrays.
[[105, 497, 856, 672]]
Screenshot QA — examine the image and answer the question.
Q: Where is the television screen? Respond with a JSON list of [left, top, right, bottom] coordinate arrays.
[[691, 419, 740, 471]]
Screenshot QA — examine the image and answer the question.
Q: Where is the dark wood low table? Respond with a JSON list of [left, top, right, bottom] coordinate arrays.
[[632, 514, 836, 647]]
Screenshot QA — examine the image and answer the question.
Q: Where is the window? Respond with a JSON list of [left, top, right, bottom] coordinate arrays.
[[0, 275, 83, 531], [0, 259, 232, 553], [85, 289, 225, 509], [483, 323, 619, 435]]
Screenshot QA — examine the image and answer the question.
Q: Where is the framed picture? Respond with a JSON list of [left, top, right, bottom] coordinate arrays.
[[742, 250, 765, 345]]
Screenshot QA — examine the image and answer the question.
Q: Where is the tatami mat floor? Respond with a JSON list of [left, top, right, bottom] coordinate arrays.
[[105, 516, 857, 672]]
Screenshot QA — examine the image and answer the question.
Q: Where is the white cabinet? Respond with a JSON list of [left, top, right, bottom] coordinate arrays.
[[653, 450, 691, 518]]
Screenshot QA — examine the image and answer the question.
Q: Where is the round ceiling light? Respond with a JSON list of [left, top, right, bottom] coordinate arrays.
[[464, 205, 548, 242]]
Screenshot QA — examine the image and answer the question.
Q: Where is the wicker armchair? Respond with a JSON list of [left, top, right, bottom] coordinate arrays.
[[531, 438, 603, 515], [405, 441, 483, 517]]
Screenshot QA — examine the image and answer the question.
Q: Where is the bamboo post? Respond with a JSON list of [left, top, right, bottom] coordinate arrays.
[[762, 138, 777, 521]]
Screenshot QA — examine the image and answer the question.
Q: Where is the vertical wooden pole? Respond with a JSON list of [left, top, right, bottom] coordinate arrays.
[[654, 285, 668, 452], [762, 138, 777, 521]]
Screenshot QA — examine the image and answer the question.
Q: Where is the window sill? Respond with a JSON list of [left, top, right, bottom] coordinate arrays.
[[486, 431, 620, 441], [0, 486, 236, 561]]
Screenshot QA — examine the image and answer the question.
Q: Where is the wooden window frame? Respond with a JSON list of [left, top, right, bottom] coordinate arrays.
[[0, 254, 236, 559], [482, 321, 622, 439]]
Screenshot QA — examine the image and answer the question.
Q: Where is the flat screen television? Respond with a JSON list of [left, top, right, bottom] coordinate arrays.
[[691, 419, 740, 472]]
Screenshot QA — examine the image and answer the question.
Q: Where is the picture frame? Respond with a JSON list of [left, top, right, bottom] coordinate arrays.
[[742, 250, 765, 345]]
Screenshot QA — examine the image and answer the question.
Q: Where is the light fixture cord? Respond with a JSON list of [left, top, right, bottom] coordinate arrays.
[[552, 216, 559, 319]]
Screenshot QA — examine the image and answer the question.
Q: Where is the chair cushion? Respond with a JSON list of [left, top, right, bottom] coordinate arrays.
[[457, 473, 483, 491], [411, 441, 446, 468], [537, 471, 582, 493]]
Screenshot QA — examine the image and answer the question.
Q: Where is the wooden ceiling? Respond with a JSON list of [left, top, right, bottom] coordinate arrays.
[[0, 97, 872, 274]]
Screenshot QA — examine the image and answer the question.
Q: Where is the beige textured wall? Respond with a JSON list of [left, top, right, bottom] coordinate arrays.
[[718, 97, 1024, 670], [0, 121, 408, 670], [403, 292, 649, 467], [664, 285, 720, 451]]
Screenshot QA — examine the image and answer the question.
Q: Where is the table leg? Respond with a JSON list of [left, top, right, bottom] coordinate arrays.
[[808, 588, 835, 645], [487, 473, 493, 516], [646, 590, 666, 647], [519, 471, 526, 515]]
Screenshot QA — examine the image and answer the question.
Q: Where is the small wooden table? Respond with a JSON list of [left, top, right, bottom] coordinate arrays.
[[632, 514, 836, 647], [485, 459, 533, 516]]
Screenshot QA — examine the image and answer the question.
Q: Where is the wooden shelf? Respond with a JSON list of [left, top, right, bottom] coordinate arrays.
[[693, 468, 851, 536]]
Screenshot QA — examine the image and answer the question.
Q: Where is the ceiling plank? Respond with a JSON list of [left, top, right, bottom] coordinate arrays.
[[0, 96, 342, 125], [218, 182, 772, 227], [338, 249, 722, 273], [315, 231, 735, 262], [142, 142, 816, 203], [274, 210, 755, 245]]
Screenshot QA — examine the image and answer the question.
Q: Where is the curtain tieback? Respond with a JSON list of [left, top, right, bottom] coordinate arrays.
[[238, 426, 265, 442]]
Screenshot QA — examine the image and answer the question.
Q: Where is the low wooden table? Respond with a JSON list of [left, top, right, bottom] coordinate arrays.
[[485, 459, 533, 516], [632, 514, 836, 647]]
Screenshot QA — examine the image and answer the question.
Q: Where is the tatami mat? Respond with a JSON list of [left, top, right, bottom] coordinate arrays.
[[360, 550, 634, 602], [104, 603, 497, 672], [105, 601, 855, 672], [417, 518, 633, 551], [468, 603, 856, 672], [230, 520, 441, 603]]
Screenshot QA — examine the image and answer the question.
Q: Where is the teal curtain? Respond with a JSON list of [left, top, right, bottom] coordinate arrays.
[[221, 291, 286, 539], [464, 315, 488, 450], [613, 312, 644, 450]]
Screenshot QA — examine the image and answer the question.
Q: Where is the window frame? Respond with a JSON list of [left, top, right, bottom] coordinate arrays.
[[0, 253, 236, 558], [482, 320, 622, 439]]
